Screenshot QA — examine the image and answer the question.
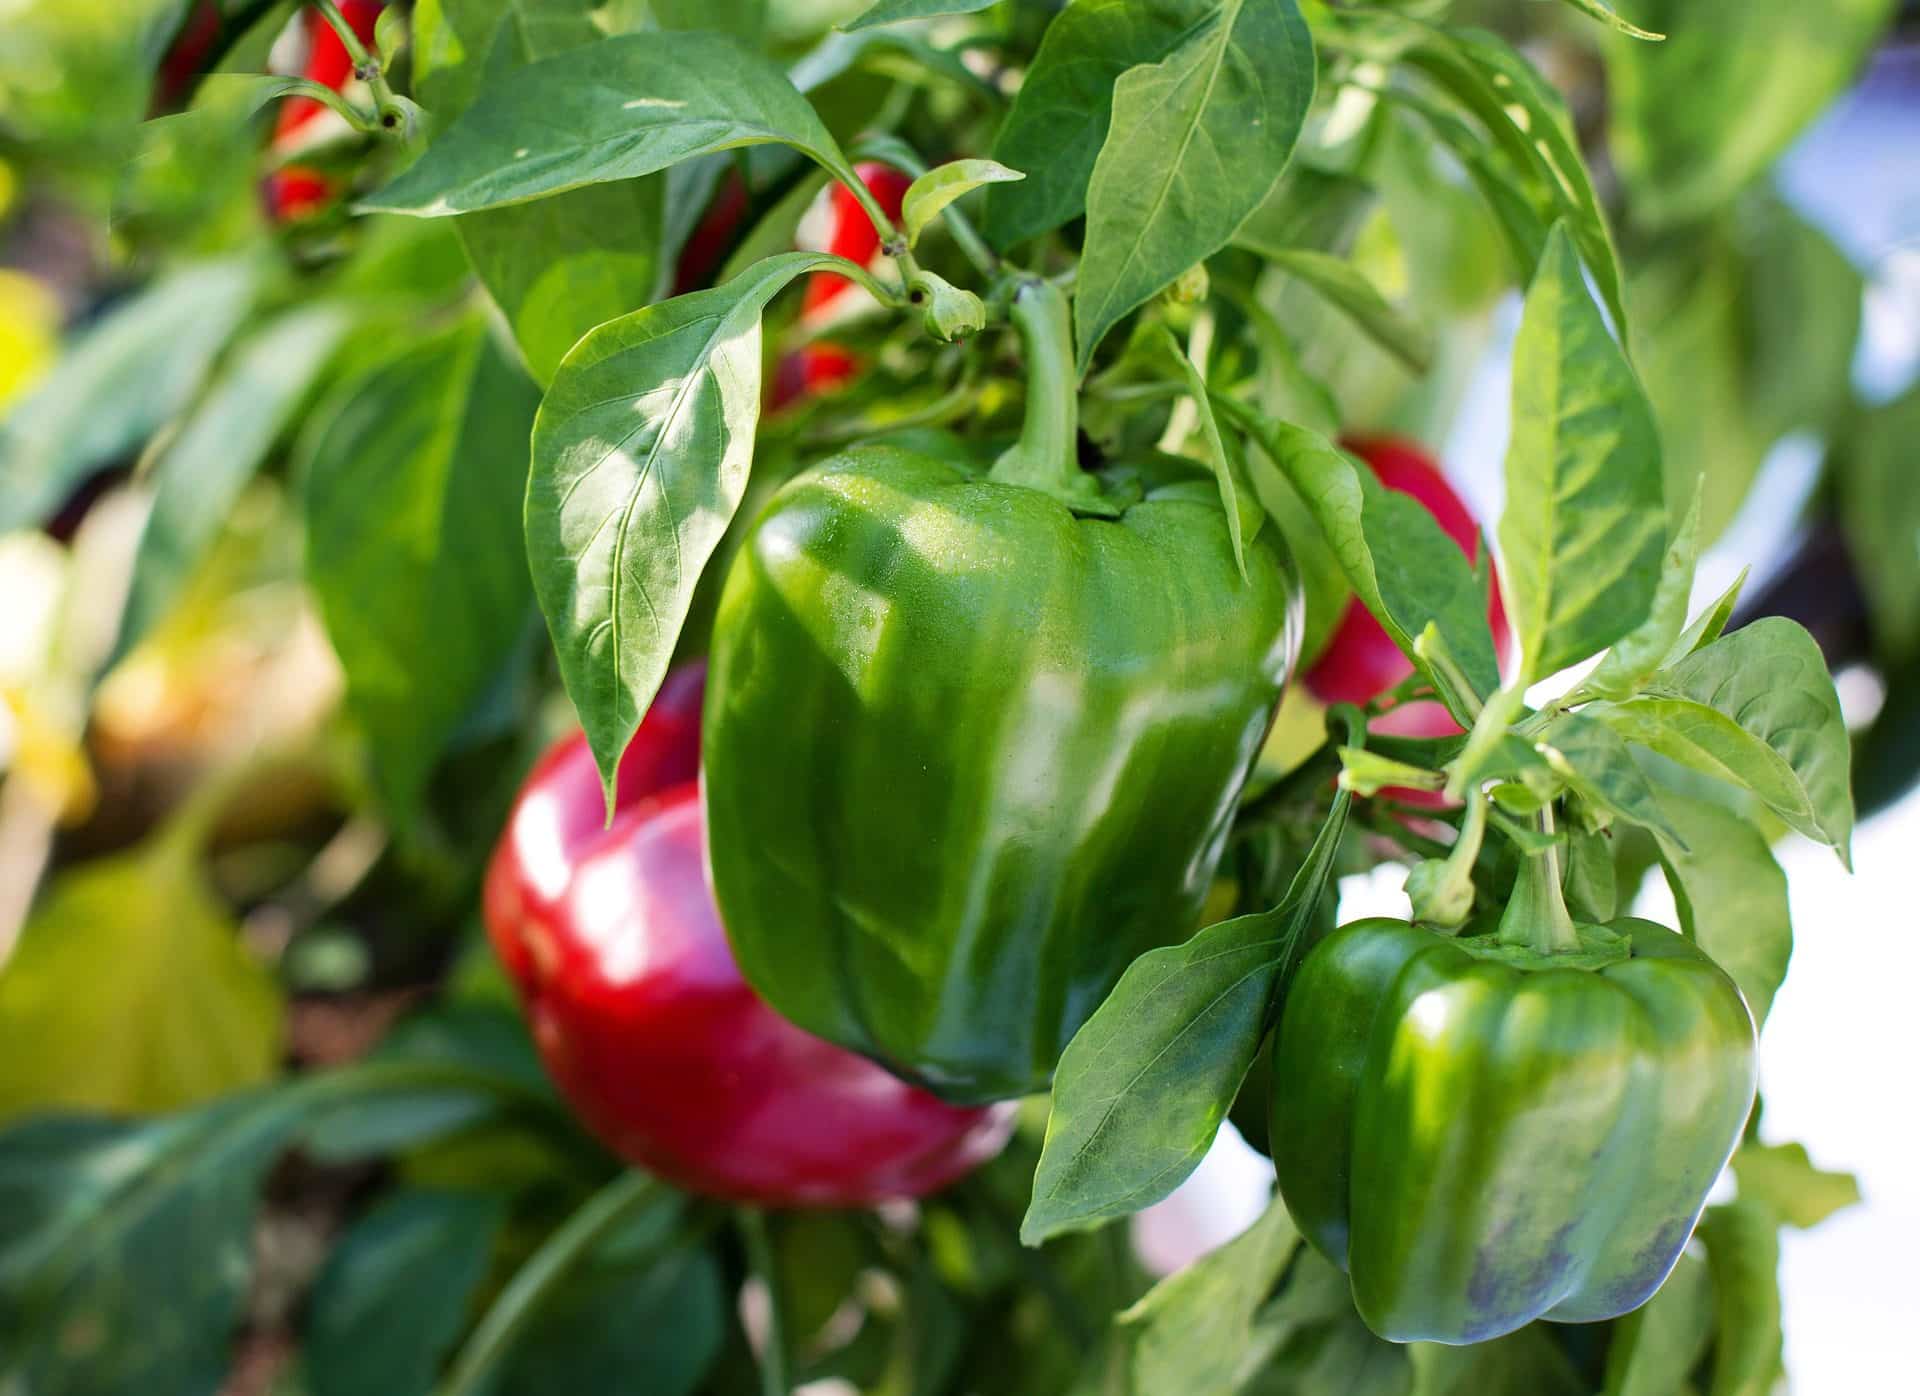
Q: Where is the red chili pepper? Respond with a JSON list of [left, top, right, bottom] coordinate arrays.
[[263, 2, 384, 223]]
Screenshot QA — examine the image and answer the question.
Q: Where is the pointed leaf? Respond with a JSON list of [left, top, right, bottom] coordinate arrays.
[[1583, 485, 1701, 700], [528, 252, 840, 800], [1022, 788, 1351, 1245], [1074, 0, 1315, 370], [1499, 225, 1664, 680], [1647, 618, 1854, 866], [901, 158, 1022, 246], [1650, 788, 1791, 1026], [842, 0, 997, 32], [1261, 248, 1433, 374], [363, 32, 859, 216], [305, 318, 542, 823]]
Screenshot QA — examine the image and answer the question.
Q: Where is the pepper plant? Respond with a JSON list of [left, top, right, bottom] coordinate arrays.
[[0, 0, 1899, 1393]]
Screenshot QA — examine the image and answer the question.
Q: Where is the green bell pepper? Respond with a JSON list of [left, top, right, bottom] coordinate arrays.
[[702, 280, 1300, 1102], [1269, 908, 1758, 1345]]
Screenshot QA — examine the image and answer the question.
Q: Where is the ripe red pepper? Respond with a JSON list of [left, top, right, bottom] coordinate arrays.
[[263, 1, 384, 223], [483, 664, 1014, 1205], [1306, 435, 1511, 742], [770, 163, 914, 410], [154, 1, 223, 112]]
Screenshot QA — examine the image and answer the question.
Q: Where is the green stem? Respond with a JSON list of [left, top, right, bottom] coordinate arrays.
[[987, 280, 1117, 514], [310, 1, 409, 138], [1494, 805, 1580, 955], [440, 1172, 671, 1396], [818, 252, 909, 310], [1443, 680, 1527, 802], [740, 1209, 790, 1396]]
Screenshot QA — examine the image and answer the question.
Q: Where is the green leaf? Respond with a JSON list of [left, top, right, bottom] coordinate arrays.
[[1599, 698, 1811, 839], [901, 158, 1023, 246], [305, 318, 541, 824], [459, 181, 666, 386], [1536, 711, 1689, 847], [1074, 0, 1316, 371], [1647, 618, 1855, 866], [1235, 410, 1501, 714], [1238, 1248, 1410, 1395], [478, 1209, 723, 1396], [841, 0, 997, 32], [0, 256, 261, 535], [1601, 1252, 1714, 1396], [0, 837, 283, 1122], [1649, 787, 1791, 1026], [528, 252, 838, 800], [1838, 383, 1920, 663], [0, 1092, 308, 1395], [411, 0, 602, 123], [1022, 786, 1351, 1245], [1120, 1197, 1302, 1395], [1499, 225, 1664, 681], [1409, 1325, 1585, 1396], [1563, 823, 1618, 924], [1698, 1200, 1783, 1396], [1607, 0, 1897, 228], [362, 32, 860, 217], [1557, 0, 1664, 40], [113, 304, 351, 668], [1399, 26, 1629, 335], [984, 0, 1213, 251], [649, 0, 767, 40], [307, 1192, 505, 1396], [1159, 328, 1261, 580], [1582, 486, 1701, 701], [1733, 1142, 1861, 1231], [1669, 568, 1746, 661], [1259, 249, 1432, 374]]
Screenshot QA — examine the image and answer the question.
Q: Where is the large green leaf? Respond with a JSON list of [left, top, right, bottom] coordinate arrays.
[[304, 318, 541, 823], [1600, 1252, 1714, 1396], [0, 256, 261, 535], [1120, 1198, 1303, 1394], [1074, 0, 1315, 370], [363, 32, 860, 217], [1234, 408, 1500, 714], [1646, 618, 1854, 866], [1257, 248, 1432, 375], [0, 836, 283, 1121], [1699, 1200, 1783, 1396], [113, 304, 350, 666], [306, 1191, 505, 1396], [1838, 383, 1920, 663], [1733, 1142, 1861, 1231], [1581, 488, 1701, 702], [1607, 0, 1897, 228], [527, 252, 839, 798], [1022, 787, 1350, 1245], [1499, 225, 1664, 681], [1393, 24, 1629, 335], [983, 0, 1212, 251], [1537, 711, 1688, 846], [1649, 787, 1791, 1026], [1239, 1247, 1411, 1395], [1408, 1325, 1584, 1395], [0, 1096, 300, 1395], [412, 0, 669, 386]]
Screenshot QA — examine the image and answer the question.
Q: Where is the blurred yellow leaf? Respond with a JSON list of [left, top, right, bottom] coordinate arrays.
[[0, 830, 284, 1121], [0, 268, 59, 411]]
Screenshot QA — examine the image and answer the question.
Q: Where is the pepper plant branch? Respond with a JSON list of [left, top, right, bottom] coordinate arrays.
[[1493, 803, 1580, 955]]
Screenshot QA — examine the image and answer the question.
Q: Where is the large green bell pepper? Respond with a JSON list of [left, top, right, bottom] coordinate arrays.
[[702, 281, 1300, 1102], [1269, 914, 1758, 1345]]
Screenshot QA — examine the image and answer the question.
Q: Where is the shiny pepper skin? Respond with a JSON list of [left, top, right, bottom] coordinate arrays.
[[483, 665, 1013, 1206], [1269, 917, 1758, 1345], [703, 445, 1300, 1103]]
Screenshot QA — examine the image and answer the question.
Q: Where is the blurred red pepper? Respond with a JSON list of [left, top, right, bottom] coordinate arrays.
[[1305, 437, 1511, 800], [483, 664, 1014, 1205], [154, 1, 223, 112], [263, 1, 384, 223]]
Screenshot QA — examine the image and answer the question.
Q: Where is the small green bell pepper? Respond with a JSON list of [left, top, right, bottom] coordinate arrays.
[[1269, 909, 1758, 1345], [702, 280, 1300, 1102]]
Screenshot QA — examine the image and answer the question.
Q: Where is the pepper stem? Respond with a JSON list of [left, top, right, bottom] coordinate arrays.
[[1495, 804, 1581, 955], [988, 280, 1119, 516]]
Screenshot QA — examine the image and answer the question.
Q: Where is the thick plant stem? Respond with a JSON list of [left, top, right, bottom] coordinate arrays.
[[1495, 805, 1580, 955], [988, 280, 1117, 515]]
